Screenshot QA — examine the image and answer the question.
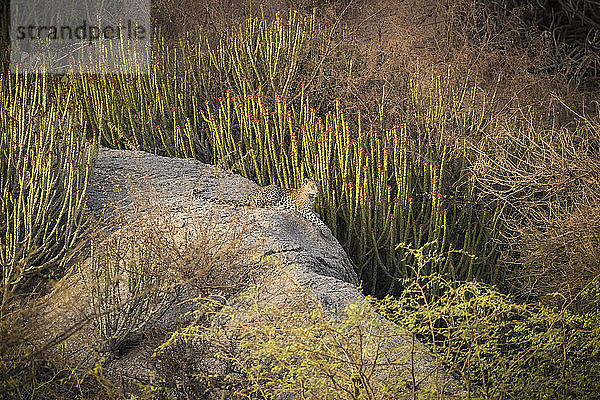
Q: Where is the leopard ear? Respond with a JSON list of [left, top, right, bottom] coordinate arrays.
[[304, 177, 309, 184]]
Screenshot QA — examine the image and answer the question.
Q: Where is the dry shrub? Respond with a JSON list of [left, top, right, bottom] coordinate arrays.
[[151, 0, 326, 42], [443, 2, 600, 159], [86, 206, 260, 398], [149, 0, 598, 127], [0, 284, 105, 399], [474, 110, 600, 230], [79, 201, 256, 354], [518, 202, 600, 311], [529, 0, 600, 88], [471, 102, 600, 304]]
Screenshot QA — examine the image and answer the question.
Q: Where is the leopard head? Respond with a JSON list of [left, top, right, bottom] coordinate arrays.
[[302, 178, 321, 199]]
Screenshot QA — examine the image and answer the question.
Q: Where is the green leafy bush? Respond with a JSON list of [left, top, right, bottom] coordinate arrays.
[[152, 285, 452, 400], [374, 245, 600, 399]]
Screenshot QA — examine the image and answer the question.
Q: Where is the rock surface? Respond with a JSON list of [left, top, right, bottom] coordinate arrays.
[[42, 147, 458, 397], [87, 147, 359, 296]]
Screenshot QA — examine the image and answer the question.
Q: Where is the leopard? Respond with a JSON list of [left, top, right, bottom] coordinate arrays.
[[196, 178, 330, 236]]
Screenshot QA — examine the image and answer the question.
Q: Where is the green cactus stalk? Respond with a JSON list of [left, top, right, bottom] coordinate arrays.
[[1, 71, 98, 309], [202, 70, 503, 296]]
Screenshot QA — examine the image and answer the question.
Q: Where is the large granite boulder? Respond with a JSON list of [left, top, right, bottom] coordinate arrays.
[[39, 147, 459, 398]]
